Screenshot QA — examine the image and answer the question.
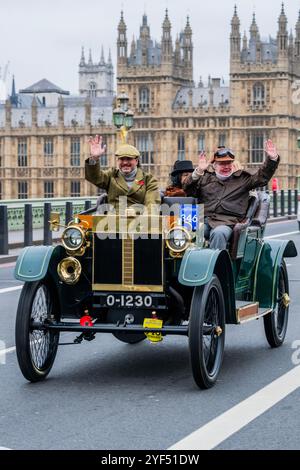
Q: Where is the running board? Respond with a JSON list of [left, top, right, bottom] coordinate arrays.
[[236, 301, 272, 324]]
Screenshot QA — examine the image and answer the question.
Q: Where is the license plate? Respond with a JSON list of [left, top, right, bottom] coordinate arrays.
[[99, 293, 155, 308]]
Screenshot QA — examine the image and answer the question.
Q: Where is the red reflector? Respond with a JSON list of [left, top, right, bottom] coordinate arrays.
[[80, 315, 93, 327]]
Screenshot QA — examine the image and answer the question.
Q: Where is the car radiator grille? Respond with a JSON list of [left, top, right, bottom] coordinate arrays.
[[93, 234, 164, 292]]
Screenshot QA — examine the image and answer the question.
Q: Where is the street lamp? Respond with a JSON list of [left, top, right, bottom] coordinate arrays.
[[113, 91, 134, 143]]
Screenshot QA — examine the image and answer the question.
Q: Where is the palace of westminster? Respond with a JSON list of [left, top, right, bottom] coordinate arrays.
[[1, 4, 300, 200]]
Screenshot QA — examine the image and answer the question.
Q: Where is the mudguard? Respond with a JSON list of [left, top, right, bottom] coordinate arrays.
[[14, 245, 64, 282], [179, 248, 236, 323], [254, 239, 297, 309]]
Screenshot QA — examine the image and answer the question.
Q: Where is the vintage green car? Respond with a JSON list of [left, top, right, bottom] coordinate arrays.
[[14, 193, 297, 389]]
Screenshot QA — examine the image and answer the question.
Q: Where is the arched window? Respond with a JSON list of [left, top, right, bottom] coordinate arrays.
[[136, 133, 154, 167], [248, 131, 267, 163], [198, 134, 205, 152], [88, 82, 97, 98], [177, 134, 185, 161], [253, 83, 265, 106], [218, 134, 226, 147], [139, 87, 150, 112]]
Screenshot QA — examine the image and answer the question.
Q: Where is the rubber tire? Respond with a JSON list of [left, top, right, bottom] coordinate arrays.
[[189, 275, 226, 389], [264, 260, 289, 348], [15, 280, 60, 382]]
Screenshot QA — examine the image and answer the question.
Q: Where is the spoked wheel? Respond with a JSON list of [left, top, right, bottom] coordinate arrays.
[[189, 275, 225, 389], [264, 260, 289, 348], [15, 280, 60, 382]]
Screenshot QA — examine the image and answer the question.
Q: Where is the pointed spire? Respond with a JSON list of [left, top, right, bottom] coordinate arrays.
[[208, 83, 214, 107], [231, 4, 240, 25], [278, 2, 287, 35], [10, 75, 18, 107], [118, 10, 126, 30], [230, 5, 241, 62], [100, 46, 105, 64], [117, 10, 127, 61], [250, 12, 259, 40], [130, 35, 136, 58], [80, 46, 86, 66], [243, 31, 247, 50], [88, 49, 93, 65], [277, 3, 288, 54], [140, 12, 150, 41], [289, 29, 294, 55], [11, 75, 16, 96], [198, 76, 203, 87], [182, 15, 193, 78], [162, 8, 173, 59], [174, 34, 181, 64], [108, 48, 112, 65], [184, 16, 192, 35], [163, 8, 171, 29], [278, 2, 287, 25]]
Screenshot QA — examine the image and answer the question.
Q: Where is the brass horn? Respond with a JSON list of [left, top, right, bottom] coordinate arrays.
[[57, 257, 82, 285]]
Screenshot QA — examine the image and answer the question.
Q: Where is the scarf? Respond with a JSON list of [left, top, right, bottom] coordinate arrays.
[[120, 168, 138, 188], [215, 172, 233, 181]]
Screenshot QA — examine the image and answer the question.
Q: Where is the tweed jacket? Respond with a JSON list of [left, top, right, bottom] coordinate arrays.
[[85, 160, 160, 210]]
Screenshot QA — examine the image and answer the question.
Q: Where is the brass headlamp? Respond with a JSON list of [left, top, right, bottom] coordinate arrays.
[[165, 226, 192, 255], [61, 225, 87, 256]]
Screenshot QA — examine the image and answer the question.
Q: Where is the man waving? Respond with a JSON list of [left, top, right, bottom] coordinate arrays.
[[184, 140, 279, 250]]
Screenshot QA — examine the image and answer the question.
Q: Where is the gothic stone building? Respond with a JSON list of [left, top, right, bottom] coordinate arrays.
[[117, 6, 300, 189], [0, 72, 115, 200], [1, 6, 300, 201]]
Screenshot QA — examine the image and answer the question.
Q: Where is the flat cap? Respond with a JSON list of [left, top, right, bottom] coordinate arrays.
[[115, 144, 140, 158]]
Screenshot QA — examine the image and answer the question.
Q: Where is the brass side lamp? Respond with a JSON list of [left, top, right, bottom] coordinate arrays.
[[49, 212, 61, 232]]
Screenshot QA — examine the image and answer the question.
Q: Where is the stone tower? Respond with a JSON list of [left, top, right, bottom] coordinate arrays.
[[229, 4, 300, 186], [116, 10, 194, 116], [79, 45, 114, 98]]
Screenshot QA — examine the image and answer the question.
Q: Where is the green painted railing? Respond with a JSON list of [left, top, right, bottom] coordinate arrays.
[[0, 197, 98, 231]]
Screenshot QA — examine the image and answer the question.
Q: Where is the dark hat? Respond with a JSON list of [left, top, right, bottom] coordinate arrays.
[[171, 160, 194, 176], [213, 147, 235, 162]]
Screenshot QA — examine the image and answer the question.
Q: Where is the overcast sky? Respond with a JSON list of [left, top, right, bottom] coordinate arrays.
[[0, 0, 300, 95]]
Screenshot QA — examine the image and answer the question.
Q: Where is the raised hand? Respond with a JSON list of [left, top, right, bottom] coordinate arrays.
[[88, 135, 106, 161], [196, 151, 209, 173], [264, 139, 278, 160]]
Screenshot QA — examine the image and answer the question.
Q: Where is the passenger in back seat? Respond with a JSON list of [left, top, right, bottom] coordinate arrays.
[[184, 140, 279, 250]]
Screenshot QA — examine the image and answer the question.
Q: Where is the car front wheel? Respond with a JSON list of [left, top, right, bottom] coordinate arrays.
[[15, 280, 60, 382]]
